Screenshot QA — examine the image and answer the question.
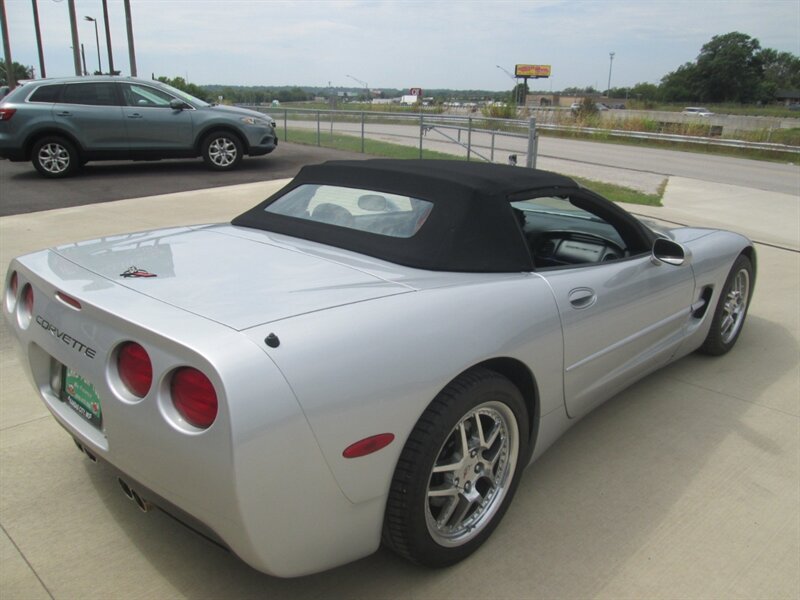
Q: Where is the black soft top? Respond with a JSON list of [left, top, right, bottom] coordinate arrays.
[[233, 159, 582, 272]]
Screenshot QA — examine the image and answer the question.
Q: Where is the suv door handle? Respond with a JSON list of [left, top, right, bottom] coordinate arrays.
[[568, 287, 596, 309], [127, 113, 143, 119], [55, 111, 72, 117]]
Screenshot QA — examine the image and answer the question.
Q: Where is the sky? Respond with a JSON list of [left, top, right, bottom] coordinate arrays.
[[3, 0, 800, 92]]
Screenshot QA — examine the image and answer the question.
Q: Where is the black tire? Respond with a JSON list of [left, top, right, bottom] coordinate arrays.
[[699, 254, 754, 356], [31, 136, 79, 178], [383, 368, 529, 567], [201, 131, 243, 171]]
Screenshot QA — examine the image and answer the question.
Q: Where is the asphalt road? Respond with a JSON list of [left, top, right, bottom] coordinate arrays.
[[286, 119, 800, 195], [0, 143, 367, 216]]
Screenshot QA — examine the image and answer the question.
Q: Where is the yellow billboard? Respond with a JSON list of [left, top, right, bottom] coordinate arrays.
[[514, 64, 552, 78]]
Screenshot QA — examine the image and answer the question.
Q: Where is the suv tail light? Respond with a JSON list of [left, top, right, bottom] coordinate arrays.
[[0, 108, 16, 121], [117, 342, 153, 398]]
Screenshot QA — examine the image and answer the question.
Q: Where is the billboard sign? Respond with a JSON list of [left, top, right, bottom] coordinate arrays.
[[409, 87, 423, 96], [514, 64, 551, 78]]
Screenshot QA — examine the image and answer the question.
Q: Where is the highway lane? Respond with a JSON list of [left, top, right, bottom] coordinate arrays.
[[283, 119, 800, 195]]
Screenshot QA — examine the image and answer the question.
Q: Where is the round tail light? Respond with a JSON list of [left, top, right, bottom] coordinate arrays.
[[117, 342, 153, 398], [171, 368, 217, 429], [9, 271, 18, 297], [23, 283, 34, 314]]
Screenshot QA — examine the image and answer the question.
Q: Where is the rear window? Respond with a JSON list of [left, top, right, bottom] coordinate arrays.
[[264, 184, 434, 239], [28, 84, 63, 103], [61, 83, 118, 106]]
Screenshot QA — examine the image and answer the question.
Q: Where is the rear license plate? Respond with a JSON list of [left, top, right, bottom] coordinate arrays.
[[61, 367, 103, 429]]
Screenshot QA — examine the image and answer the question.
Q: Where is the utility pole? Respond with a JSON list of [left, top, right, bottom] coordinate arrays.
[[124, 0, 137, 76], [0, 0, 14, 88], [607, 52, 615, 98], [102, 0, 114, 74], [67, 0, 82, 75], [32, 0, 45, 78]]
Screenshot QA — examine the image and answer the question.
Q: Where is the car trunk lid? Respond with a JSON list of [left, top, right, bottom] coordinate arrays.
[[50, 225, 411, 330]]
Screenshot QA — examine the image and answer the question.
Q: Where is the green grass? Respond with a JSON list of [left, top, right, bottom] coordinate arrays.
[[284, 127, 463, 160], [572, 177, 665, 207], [283, 128, 665, 207]]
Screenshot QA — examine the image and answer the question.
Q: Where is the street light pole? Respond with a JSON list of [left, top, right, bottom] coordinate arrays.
[[101, 0, 114, 74], [84, 16, 102, 74], [607, 52, 615, 98], [346, 74, 368, 101], [496, 64, 520, 105]]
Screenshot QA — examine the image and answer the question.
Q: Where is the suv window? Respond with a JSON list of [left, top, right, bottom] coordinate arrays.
[[29, 84, 63, 103], [61, 83, 119, 106], [121, 83, 176, 108]]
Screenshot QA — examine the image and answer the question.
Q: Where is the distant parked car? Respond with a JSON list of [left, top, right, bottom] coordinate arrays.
[[0, 76, 278, 178], [682, 106, 714, 117], [611, 103, 626, 109], [0, 85, 10, 100]]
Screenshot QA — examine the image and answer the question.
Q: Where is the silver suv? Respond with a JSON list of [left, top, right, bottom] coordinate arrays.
[[0, 76, 278, 177]]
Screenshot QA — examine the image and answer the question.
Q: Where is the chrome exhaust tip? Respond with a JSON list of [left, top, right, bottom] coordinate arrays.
[[131, 489, 152, 513], [118, 478, 134, 501]]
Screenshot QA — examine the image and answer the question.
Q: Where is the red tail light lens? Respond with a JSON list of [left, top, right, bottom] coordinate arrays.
[[23, 284, 34, 314], [117, 342, 153, 398], [56, 291, 82, 310], [0, 108, 16, 121], [171, 368, 217, 429]]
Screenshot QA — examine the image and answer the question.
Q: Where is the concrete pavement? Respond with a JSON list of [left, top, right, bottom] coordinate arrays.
[[1, 175, 798, 599]]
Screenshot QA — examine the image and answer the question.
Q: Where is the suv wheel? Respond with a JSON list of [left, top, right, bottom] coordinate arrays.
[[201, 132, 243, 171], [31, 136, 79, 178]]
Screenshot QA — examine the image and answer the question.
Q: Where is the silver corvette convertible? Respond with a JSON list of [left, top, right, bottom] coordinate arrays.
[[3, 160, 755, 576]]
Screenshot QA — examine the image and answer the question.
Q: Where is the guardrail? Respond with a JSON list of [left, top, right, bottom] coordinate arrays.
[[246, 106, 799, 161]]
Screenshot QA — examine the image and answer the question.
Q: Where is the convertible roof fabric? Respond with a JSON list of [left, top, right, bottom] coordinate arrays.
[[232, 159, 580, 272]]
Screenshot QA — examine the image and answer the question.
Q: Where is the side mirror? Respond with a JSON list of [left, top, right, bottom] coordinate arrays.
[[652, 237, 686, 266], [169, 98, 189, 110]]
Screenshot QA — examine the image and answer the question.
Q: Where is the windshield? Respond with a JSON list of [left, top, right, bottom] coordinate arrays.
[[157, 82, 209, 107]]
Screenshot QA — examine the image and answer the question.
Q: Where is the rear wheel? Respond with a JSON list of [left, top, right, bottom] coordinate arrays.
[[699, 254, 753, 355], [383, 368, 528, 567], [31, 136, 79, 178], [201, 132, 243, 171]]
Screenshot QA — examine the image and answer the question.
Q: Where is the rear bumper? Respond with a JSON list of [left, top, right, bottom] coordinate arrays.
[[3, 252, 384, 577]]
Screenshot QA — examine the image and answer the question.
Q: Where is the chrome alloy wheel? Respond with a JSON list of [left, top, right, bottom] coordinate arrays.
[[720, 267, 750, 344], [207, 137, 238, 167], [37, 142, 71, 174], [425, 401, 519, 547]]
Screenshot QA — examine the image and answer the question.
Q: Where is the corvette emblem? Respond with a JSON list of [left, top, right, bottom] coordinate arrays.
[[120, 266, 157, 278]]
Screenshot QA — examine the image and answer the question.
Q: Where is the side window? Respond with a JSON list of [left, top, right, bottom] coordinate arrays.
[[61, 83, 119, 106], [512, 196, 629, 268], [28, 84, 63, 103], [121, 84, 176, 108]]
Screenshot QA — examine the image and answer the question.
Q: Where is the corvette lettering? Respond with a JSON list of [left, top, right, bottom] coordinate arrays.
[[35, 316, 96, 359]]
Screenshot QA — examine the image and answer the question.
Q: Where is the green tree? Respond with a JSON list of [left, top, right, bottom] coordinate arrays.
[[510, 82, 529, 104], [693, 32, 763, 102], [757, 48, 800, 100], [0, 59, 34, 86], [156, 76, 211, 102], [660, 63, 700, 102]]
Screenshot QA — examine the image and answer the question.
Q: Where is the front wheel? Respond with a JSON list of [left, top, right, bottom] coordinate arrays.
[[201, 132, 243, 171], [699, 254, 754, 355], [31, 136, 79, 178], [383, 368, 528, 567]]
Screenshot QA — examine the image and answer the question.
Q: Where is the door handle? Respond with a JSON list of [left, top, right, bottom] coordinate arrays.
[[127, 113, 143, 119], [568, 287, 596, 309], [55, 111, 72, 117]]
